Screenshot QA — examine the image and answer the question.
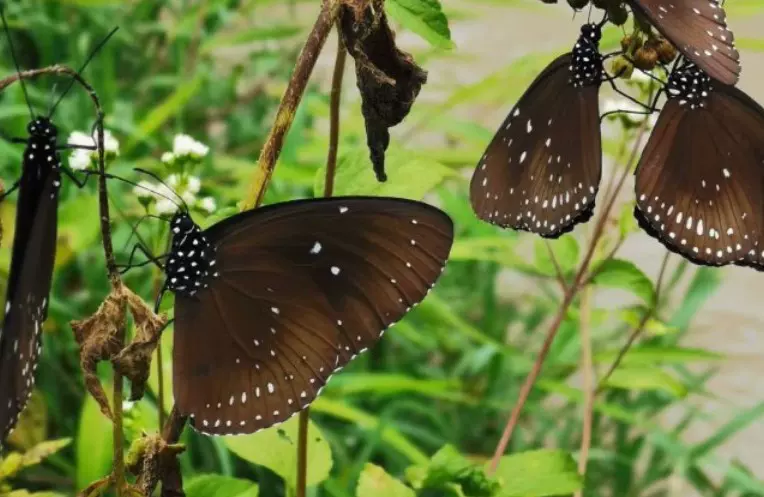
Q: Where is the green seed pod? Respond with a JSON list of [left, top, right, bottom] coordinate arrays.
[[608, 3, 629, 25], [610, 56, 634, 79], [633, 46, 658, 71]]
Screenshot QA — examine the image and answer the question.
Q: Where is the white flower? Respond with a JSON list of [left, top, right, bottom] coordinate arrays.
[[161, 151, 175, 164], [102, 129, 120, 154], [186, 176, 201, 194], [172, 134, 209, 158], [200, 196, 216, 213], [69, 149, 92, 170], [68, 131, 93, 148], [155, 198, 177, 214], [133, 180, 159, 199]]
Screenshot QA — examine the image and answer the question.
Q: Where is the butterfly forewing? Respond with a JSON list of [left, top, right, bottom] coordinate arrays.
[[470, 25, 603, 239], [173, 197, 454, 435], [628, 0, 739, 85], [0, 139, 60, 444], [634, 67, 764, 266]]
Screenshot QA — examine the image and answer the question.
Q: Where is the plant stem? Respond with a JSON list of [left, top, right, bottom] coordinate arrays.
[[242, 0, 340, 210], [324, 31, 346, 198], [544, 240, 568, 292], [576, 285, 594, 496], [113, 368, 125, 495], [488, 120, 651, 474]]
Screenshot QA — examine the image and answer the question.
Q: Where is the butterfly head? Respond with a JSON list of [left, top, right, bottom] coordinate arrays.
[[666, 62, 713, 110], [165, 211, 219, 297], [27, 117, 57, 141], [570, 23, 603, 88]]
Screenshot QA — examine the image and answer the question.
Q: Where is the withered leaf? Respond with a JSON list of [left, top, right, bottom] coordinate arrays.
[[128, 434, 186, 497], [113, 288, 168, 401], [340, 0, 427, 182], [70, 288, 127, 419]]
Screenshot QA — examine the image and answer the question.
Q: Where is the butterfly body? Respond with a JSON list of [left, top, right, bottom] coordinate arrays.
[[163, 196, 454, 435], [165, 213, 218, 297], [634, 62, 764, 266], [470, 23, 604, 238], [0, 117, 63, 443]]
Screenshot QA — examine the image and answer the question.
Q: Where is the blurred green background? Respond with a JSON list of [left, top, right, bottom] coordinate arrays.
[[1, 1, 764, 496]]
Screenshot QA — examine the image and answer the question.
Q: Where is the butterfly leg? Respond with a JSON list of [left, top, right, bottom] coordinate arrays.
[[118, 243, 166, 274], [0, 179, 20, 201], [60, 165, 91, 188]]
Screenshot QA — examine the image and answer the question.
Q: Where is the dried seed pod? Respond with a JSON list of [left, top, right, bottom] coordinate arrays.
[[633, 46, 658, 71], [656, 38, 678, 64]]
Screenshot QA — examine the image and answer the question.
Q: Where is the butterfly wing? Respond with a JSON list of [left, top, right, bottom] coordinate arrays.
[[627, 0, 739, 85], [0, 164, 59, 445], [634, 90, 764, 266], [470, 54, 602, 239], [173, 197, 454, 435]]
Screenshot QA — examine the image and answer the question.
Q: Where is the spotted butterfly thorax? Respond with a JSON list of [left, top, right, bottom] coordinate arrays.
[[157, 197, 454, 435], [626, 0, 739, 85], [470, 22, 604, 238], [634, 61, 764, 267]]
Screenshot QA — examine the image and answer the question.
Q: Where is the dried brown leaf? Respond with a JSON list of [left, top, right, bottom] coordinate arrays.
[[70, 287, 127, 419], [127, 434, 186, 497], [340, 0, 427, 182], [113, 288, 168, 401]]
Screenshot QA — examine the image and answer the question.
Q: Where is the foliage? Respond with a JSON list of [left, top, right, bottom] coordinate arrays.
[[0, 1, 764, 497]]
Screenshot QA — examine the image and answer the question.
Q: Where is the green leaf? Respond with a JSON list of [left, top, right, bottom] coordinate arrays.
[[669, 267, 721, 329], [603, 366, 687, 397], [224, 416, 332, 489], [76, 393, 114, 490], [690, 402, 764, 461], [357, 463, 416, 497], [594, 346, 723, 366], [314, 146, 454, 200], [591, 258, 655, 303], [386, 0, 453, 49], [185, 475, 259, 497], [0, 439, 71, 479], [493, 449, 582, 497]]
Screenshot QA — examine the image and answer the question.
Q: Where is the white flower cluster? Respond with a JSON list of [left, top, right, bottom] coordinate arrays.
[[161, 134, 210, 165], [603, 97, 658, 128], [134, 173, 216, 215], [68, 129, 120, 170]]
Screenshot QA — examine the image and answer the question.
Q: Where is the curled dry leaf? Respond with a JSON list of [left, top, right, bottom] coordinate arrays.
[[113, 288, 168, 401], [126, 433, 185, 497], [340, 0, 427, 182], [70, 287, 127, 419]]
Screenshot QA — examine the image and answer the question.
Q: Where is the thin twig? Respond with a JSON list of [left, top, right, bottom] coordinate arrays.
[[544, 240, 568, 292], [242, 0, 340, 210], [596, 252, 671, 391], [323, 31, 346, 198], [576, 285, 594, 496], [488, 119, 652, 474]]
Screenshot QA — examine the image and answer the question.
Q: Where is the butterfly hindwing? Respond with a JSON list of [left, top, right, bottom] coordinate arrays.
[[172, 197, 454, 435], [627, 0, 739, 85]]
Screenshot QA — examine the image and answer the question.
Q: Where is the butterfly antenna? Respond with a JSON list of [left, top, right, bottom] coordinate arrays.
[[134, 168, 189, 212], [85, 168, 186, 210], [1, 7, 34, 120], [47, 26, 119, 118]]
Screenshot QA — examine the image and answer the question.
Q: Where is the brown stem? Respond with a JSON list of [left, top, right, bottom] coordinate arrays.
[[324, 32, 347, 198], [242, 0, 340, 210], [113, 365, 125, 495], [296, 409, 310, 497], [596, 251, 671, 391], [575, 285, 594, 495], [488, 119, 652, 474], [544, 240, 568, 292]]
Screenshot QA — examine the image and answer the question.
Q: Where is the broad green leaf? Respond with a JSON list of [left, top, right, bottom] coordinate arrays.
[[386, 0, 453, 49], [76, 394, 114, 490], [591, 258, 655, 303], [357, 463, 416, 497], [494, 449, 582, 497], [618, 309, 678, 336], [314, 146, 454, 199], [185, 475, 259, 497], [603, 366, 686, 397], [0, 439, 70, 479], [224, 416, 332, 489]]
